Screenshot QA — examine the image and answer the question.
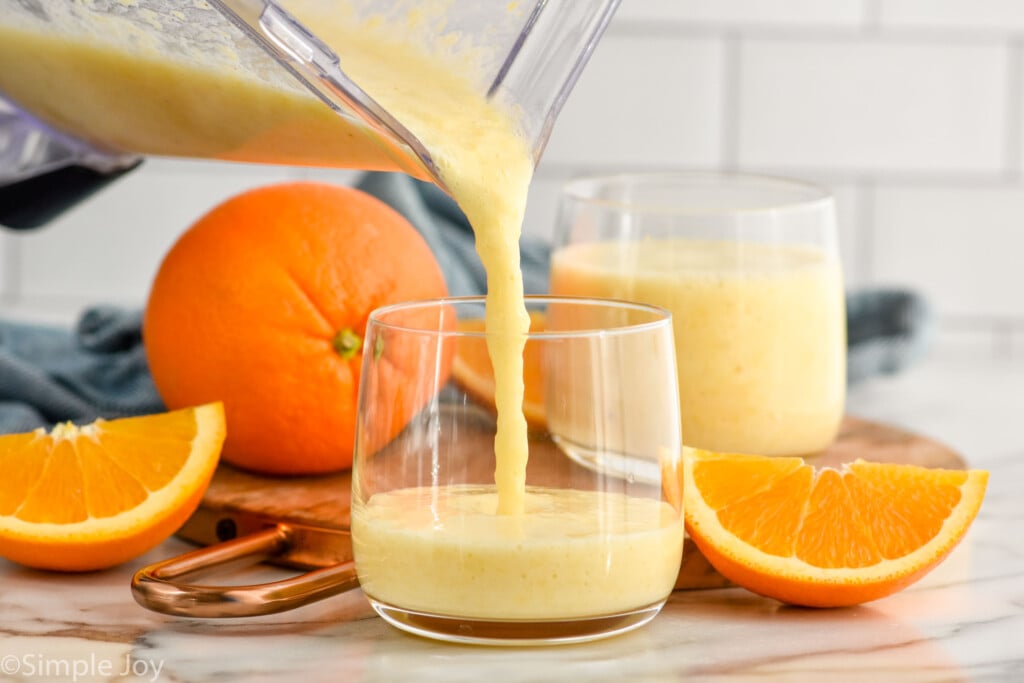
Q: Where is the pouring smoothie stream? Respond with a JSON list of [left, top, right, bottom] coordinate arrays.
[[296, 14, 538, 518]]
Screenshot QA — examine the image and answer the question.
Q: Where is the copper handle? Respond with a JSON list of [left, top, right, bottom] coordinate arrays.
[[131, 524, 359, 618]]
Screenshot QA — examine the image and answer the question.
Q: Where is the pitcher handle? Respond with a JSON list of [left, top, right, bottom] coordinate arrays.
[[131, 524, 359, 618]]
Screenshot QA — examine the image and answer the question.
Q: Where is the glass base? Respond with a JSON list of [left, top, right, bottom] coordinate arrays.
[[368, 598, 666, 646]]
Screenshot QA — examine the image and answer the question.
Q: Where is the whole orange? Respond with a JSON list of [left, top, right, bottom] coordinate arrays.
[[143, 182, 448, 475]]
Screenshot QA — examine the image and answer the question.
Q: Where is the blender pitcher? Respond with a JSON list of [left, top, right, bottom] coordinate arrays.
[[0, 0, 621, 227]]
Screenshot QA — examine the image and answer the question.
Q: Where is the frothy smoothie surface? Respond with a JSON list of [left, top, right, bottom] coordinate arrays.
[[352, 486, 684, 620]]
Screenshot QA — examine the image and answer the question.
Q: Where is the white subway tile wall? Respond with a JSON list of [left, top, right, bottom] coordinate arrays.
[[880, 0, 1024, 33], [615, 0, 864, 28], [737, 40, 1008, 175], [873, 186, 1024, 318], [541, 35, 724, 168], [0, 1, 1019, 356]]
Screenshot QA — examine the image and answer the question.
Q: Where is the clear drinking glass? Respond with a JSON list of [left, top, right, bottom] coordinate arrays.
[[352, 296, 683, 646], [550, 172, 846, 457]]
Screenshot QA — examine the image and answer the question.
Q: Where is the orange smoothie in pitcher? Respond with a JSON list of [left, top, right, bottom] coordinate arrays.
[[550, 238, 846, 456]]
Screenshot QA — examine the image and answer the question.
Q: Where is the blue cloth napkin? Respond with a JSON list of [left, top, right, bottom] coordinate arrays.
[[0, 172, 933, 433], [0, 307, 163, 432]]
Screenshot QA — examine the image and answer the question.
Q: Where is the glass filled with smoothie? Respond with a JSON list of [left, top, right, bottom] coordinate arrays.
[[550, 173, 846, 460], [352, 296, 684, 645]]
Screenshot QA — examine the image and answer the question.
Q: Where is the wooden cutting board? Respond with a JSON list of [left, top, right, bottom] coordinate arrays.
[[175, 415, 966, 590]]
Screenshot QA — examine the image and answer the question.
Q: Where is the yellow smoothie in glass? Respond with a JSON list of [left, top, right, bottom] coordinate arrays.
[[352, 486, 683, 620], [550, 238, 846, 456]]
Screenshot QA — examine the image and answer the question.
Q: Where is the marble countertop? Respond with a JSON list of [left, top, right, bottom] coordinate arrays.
[[1, 344, 1021, 683]]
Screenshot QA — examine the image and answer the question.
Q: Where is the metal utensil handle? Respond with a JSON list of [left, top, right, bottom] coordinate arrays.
[[131, 524, 359, 618]]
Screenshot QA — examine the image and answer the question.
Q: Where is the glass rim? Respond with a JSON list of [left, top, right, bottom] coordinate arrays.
[[367, 295, 674, 338], [561, 171, 833, 216]]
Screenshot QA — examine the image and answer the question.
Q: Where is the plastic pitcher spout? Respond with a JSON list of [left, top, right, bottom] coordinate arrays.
[[210, 0, 439, 184]]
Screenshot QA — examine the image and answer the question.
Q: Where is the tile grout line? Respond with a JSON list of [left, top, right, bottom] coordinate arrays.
[[535, 162, 1012, 187], [0, 233, 21, 306], [935, 318, 1002, 358], [858, 178, 877, 283], [993, 321, 1015, 360], [608, 20, 1017, 46], [943, 313, 1024, 328], [1003, 39, 1022, 181], [861, 0, 883, 34]]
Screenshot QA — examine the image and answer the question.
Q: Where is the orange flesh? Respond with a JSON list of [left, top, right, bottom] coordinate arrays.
[[694, 455, 973, 570], [0, 404, 224, 572], [1, 410, 198, 523], [682, 448, 988, 607]]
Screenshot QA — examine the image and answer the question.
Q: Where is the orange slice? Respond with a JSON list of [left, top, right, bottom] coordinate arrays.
[[682, 448, 988, 607], [451, 311, 547, 429], [0, 403, 225, 572]]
